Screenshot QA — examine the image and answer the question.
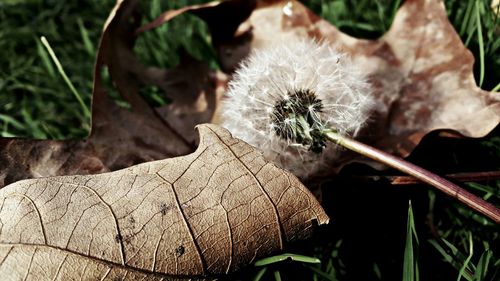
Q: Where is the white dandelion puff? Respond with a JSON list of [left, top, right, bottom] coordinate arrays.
[[221, 39, 373, 177], [219, 39, 500, 223]]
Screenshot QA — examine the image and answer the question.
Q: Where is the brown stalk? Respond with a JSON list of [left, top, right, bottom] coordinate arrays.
[[352, 171, 500, 185], [387, 171, 500, 185], [324, 131, 500, 224]]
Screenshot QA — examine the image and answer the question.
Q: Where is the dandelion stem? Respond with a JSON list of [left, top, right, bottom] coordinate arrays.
[[323, 130, 500, 224]]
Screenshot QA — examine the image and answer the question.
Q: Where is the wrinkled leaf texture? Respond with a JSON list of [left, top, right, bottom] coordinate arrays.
[[0, 124, 329, 279]]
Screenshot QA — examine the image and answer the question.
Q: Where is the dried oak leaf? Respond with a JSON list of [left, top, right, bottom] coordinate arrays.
[[0, 124, 329, 279], [157, 0, 500, 171], [98, 0, 227, 147], [0, 0, 226, 187]]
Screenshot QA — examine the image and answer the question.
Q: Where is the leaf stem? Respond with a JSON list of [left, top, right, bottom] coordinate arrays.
[[324, 130, 500, 223]]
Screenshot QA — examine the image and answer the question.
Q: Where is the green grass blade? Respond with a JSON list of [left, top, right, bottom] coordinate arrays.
[[466, 182, 497, 200], [492, 82, 500, 92], [457, 232, 474, 281], [35, 37, 55, 78], [473, 249, 492, 281], [442, 238, 476, 272], [40, 123, 58, 139], [390, 0, 402, 24], [403, 201, 419, 281], [255, 253, 321, 266], [373, 0, 387, 31], [495, 6, 500, 23], [474, 0, 485, 87], [416, 260, 420, 281], [0, 131, 16, 137], [40, 36, 91, 118], [273, 270, 282, 281], [253, 267, 268, 281], [77, 17, 94, 56], [373, 262, 382, 280], [0, 113, 25, 130], [428, 239, 475, 281], [460, 0, 475, 36], [306, 265, 337, 281], [464, 0, 478, 47], [336, 21, 378, 31], [429, 240, 455, 263], [150, 0, 162, 19]]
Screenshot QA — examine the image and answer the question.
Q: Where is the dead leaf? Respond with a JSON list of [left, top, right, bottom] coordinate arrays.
[[91, 0, 201, 162], [148, 55, 228, 145], [162, 0, 500, 173], [0, 139, 107, 188], [0, 124, 328, 279]]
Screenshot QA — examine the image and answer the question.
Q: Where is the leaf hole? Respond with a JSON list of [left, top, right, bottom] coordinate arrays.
[[128, 215, 136, 225], [100, 66, 132, 109], [160, 202, 170, 215], [115, 233, 122, 243], [310, 219, 319, 229], [175, 245, 185, 257]]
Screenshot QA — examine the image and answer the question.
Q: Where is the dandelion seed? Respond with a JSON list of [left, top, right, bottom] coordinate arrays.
[[221, 40, 373, 177]]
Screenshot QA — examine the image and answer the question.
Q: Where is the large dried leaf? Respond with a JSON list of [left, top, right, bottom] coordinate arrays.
[[0, 0, 225, 188], [159, 0, 500, 171], [0, 124, 329, 279], [0, 139, 107, 188], [96, 0, 224, 147]]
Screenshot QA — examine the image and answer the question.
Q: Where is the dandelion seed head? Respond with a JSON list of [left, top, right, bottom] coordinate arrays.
[[221, 39, 374, 178]]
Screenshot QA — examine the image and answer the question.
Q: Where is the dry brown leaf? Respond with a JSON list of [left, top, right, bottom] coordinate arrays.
[[89, 0, 212, 163], [0, 124, 329, 279], [169, 0, 500, 171], [0, 139, 107, 188], [151, 55, 228, 145]]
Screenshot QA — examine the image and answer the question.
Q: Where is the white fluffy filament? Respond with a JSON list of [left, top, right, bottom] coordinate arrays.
[[221, 40, 374, 178]]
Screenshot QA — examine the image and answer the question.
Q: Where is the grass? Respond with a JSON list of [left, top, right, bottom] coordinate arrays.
[[0, 0, 499, 280], [402, 201, 419, 281], [0, 1, 113, 139], [40, 36, 90, 118]]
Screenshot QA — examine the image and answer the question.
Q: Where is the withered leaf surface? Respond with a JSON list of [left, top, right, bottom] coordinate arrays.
[[162, 0, 500, 171], [0, 124, 329, 279], [0, 139, 107, 188]]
